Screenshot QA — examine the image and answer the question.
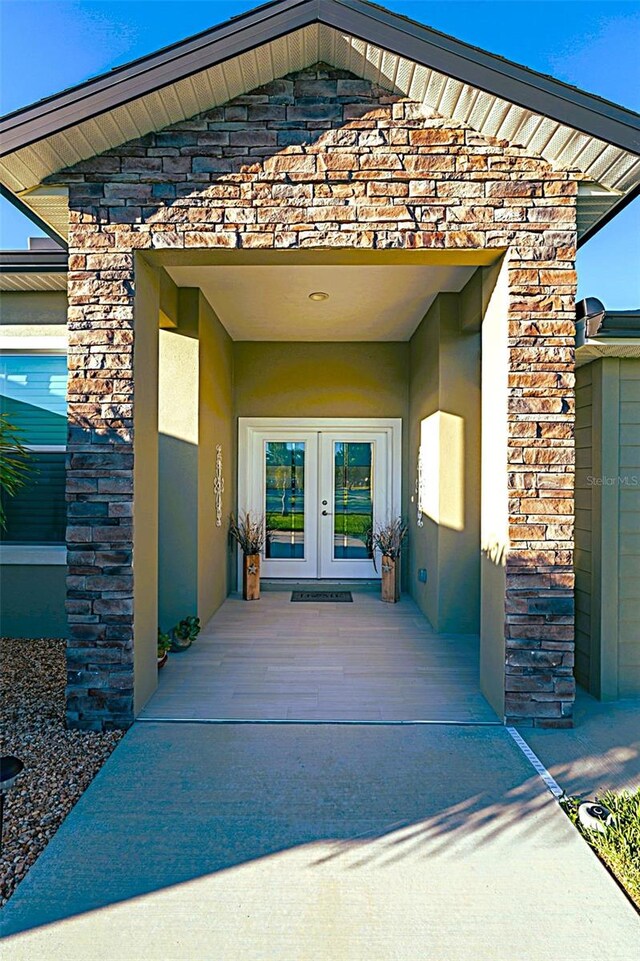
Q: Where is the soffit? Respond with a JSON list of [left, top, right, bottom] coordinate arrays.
[[576, 340, 640, 367], [0, 248, 68, 291], [166, 262, 475, 340], [2, 0, 639, 244], [0, 272, 67, 292]]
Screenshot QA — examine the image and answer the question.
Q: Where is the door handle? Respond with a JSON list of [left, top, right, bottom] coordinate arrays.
[[321, 510, 332, 516]]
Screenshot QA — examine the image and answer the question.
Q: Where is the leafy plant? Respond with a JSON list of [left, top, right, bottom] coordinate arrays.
[[157, 630, 172, 658], [0, 414, 31, 530], [561, 789, 640, 909], [370, 517, 408, 559], [229, 511, 269, 555], [173, 616, 201, 643]]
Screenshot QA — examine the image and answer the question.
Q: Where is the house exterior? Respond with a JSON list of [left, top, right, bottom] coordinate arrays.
[[574, 307, 640, 700], [1, 0, 639, 731]]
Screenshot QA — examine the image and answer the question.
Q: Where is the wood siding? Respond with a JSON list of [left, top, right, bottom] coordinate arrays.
[[576, 357, 640, 700], [574, 364, 593, 689], [618, 361, 640, 696]]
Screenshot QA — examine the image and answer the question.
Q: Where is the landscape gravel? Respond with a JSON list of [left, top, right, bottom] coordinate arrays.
[[0, 637, 122, 906]]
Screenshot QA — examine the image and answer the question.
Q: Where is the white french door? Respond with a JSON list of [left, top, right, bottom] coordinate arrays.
[[239, 418, 401, 580]]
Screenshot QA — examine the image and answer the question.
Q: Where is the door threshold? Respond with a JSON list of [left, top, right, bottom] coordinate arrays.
[[261, 578, 381, 593]]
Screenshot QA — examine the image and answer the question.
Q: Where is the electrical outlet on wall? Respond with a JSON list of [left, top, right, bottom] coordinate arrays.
[[418, 568, 427, 583]]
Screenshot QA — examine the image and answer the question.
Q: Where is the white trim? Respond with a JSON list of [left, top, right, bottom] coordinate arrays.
[[24, 444, 66, 453], [318, 429, 392, 578], [0, 544, 66, 565], [0, 337, 67, 353], [241, 417, 402, 433], [238, 417, 402, 581]]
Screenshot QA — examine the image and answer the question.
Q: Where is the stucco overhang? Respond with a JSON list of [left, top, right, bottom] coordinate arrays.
[[1, 0, 639, 246]]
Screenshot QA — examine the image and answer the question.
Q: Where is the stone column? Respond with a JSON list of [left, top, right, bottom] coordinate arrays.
[[65, 239, 158, 730], [504, 220, 577, 727]]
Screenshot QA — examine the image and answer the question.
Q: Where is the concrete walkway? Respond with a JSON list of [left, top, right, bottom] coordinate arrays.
[[143, 592, 496, 722], [2, 723, 638, 960], [522, 687, 640, 796]]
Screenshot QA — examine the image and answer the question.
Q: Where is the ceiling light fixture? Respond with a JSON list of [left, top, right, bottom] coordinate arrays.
[[308, 291, 329, 302]]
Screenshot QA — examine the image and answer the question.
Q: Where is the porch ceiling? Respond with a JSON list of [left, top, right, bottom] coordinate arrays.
[[1, 0, 639, 246], [166, 262, 475, 340]]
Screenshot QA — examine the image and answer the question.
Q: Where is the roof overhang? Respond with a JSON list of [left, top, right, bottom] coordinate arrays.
[[0, 247, 68, 291], [1, 0, 639, 245], [576, 339, 640, 366], [575, 307, 640, 365]]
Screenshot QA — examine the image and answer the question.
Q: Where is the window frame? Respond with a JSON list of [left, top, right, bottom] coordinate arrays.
[[0, 339, 68, 565]]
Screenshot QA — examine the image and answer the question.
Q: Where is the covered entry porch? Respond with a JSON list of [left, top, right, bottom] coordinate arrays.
[[141, 591, 497, 723], [144, 248, 506, 723]]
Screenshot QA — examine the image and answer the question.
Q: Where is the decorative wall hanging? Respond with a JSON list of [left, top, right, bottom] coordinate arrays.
[[415, 446, 424, 527], [214, 444, 224, 527]]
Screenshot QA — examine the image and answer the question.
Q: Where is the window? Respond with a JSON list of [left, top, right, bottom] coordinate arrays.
[[0, 353, 68, 547]]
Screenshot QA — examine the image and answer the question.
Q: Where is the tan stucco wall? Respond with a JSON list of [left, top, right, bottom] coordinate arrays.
[[158, 287, 235, 631], [408, 283, 481, 635], [158, 313, 199, 628], [0, 290, 67, 325], [408, 299, 440, 625], [234, 342, 409, 420], [132, 256, 160, 714], [198, 292, 235, 622], [480, 258, 509, 718]]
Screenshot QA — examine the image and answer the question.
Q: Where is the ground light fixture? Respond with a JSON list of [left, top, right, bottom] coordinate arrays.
[[0, 755, 25, 855], [577, 800, 614, 834], [308, 291, 329, 301]]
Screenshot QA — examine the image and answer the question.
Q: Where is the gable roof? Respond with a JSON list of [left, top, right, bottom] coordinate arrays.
[[2, 0, 639, 246]]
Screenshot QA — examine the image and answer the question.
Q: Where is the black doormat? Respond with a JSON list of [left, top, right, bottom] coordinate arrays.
[[291, 591, 353, 603]]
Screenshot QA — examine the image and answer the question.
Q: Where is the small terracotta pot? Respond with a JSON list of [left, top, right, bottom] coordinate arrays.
[[381, 556, 400, 603], [243, 553, 260, 601], [157, 652, 168, 670]]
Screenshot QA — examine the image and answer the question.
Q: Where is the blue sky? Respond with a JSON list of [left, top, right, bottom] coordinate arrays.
[[1, 0, 638, 306]]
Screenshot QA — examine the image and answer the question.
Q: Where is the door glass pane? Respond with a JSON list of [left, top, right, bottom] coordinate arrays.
[[265, 442, 305, 559], [334, 442, 373, 559]]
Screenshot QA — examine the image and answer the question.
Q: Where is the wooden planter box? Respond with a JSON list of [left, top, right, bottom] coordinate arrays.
[[381, 556, 400, 603], [243, 553, 261, 601]]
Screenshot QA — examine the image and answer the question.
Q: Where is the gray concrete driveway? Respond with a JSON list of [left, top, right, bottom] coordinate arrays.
[[1, 723, 638, 960]]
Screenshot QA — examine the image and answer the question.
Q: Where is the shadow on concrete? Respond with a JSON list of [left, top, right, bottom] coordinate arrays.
[[520, 686, 640, 797], [2, 719, 626, 941]]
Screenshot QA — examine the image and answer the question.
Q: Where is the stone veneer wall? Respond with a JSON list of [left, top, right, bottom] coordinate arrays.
[[51, 65, 577, 729]]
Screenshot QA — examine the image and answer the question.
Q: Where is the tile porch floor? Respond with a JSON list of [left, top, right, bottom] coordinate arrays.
[[140, 592, 498, 723]]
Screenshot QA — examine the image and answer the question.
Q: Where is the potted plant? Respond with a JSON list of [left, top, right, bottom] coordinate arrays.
[[157, 630, 171, 669], [371, 517, 408, 603], [229, 511, 268, 601], [170, 615, 201, 652]]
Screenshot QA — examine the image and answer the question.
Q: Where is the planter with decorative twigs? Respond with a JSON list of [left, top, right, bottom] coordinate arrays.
[[371, 517, 408, 603], [229, 512, 269, 601]]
